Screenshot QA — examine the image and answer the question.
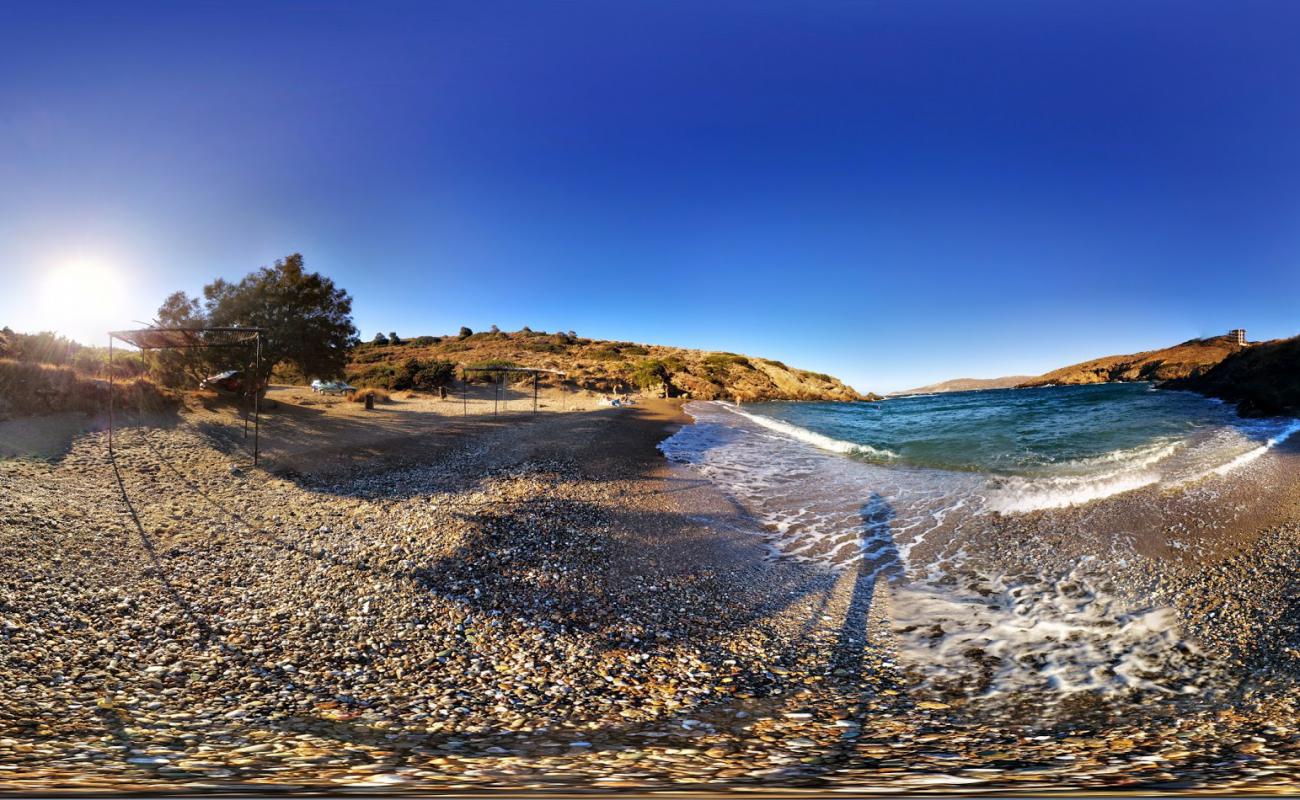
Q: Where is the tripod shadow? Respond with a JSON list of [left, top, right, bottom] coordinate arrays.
[[829, 493, 904, 684], [109, 452, 215, 645]]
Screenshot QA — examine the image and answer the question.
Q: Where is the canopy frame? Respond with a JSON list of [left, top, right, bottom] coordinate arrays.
[[108, 327, 266, 465], [461, 365, 568, 415]]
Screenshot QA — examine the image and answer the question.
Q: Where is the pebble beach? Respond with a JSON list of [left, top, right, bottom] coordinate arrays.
[[4, 398, 1300, 794]]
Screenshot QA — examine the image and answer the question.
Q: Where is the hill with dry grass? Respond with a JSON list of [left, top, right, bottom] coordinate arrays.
[[1017, 335, 1248, 388], [1166, 336, 1300, 416], [346, 330, 871, 402]]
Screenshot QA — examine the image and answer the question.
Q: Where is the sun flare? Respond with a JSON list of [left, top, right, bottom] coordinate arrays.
[[37, 260, 127, 343]]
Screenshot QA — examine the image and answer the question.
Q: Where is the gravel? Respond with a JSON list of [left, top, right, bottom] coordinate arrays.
[[3, 412, 1300, 793]]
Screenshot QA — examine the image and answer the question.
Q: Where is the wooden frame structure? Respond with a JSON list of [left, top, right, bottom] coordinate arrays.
[[460, 365, 568, 415], [108, 326, 266, 464]]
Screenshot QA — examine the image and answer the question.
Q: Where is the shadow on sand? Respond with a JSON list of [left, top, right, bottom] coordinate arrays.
[[103, 404, 913, 774]]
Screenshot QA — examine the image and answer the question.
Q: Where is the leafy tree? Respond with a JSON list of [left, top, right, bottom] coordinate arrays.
[[201, 253, 358, 382], [458, 326, 473, 339], [151, 291, 212, 386], [376, 357, 458, 391], [410, 360, 457, 391], [489, 324, 500, 334], [153, 253, 358, 388], [0, 327, 13, 359], [373, 332, 390, 345], [388, 331, 402, 345], [74, 350, 104, 375], [5, 330, 78, 365]]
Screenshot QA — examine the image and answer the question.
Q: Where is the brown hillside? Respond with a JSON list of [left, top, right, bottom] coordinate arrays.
[[1018, 335, 1247, 388], [347, 330, 870, 402], [895, 375, 1034, 395], [1167, 336, 1300, 417]]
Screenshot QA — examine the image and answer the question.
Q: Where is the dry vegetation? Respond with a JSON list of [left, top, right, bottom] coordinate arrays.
[[0, 358, 176, 420], [1168, 335, 1300, 416], [350, 329, 870, 402], [1018, 334, 1248, 388], [347, 387, 391, 404]]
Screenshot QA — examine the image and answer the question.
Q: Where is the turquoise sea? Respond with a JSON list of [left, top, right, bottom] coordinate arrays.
[[659, 384, 1300, 703]]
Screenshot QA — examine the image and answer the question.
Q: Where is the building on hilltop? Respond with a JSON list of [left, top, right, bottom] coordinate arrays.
[[1228, 328, 1247, 346]]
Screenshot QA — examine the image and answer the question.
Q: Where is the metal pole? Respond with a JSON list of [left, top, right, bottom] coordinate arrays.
[[462, 377, 467, 416], [254, 334, 261, 466], [243, 344, 251, 439], [108, 335, 114, 456], [494, 373, 498, 416]]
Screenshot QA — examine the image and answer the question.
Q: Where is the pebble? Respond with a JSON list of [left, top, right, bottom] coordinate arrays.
[[3, 418, 1300, 792]]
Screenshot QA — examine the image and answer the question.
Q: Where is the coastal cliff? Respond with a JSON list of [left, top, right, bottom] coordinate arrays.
[[348, 329, 872, 402], [1017, 335, 1247, 388], [1167, 336, 1300, 417]]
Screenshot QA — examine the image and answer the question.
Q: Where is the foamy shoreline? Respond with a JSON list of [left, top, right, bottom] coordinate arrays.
[[5, 395, 1300, 792]]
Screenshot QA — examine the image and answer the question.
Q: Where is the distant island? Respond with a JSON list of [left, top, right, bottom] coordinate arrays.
[[893, 375, 1035, 396]]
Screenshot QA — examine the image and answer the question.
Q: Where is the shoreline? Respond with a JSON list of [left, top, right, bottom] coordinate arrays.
[[4, 395, 1300, 791]]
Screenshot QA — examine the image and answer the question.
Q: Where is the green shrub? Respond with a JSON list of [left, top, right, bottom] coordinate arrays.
[[463, 359, 518, 383], [349, 358, 458, 391], [632, 358, 671, 388], [523, 341, 565, 353], [704, 352, 752, 370], [588, 346, 623, 361], [409, 360, 456, 391]]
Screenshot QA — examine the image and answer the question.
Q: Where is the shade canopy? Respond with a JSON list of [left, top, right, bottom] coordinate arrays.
[[108, 326, 265, 350], [107, 326, 266, 465]]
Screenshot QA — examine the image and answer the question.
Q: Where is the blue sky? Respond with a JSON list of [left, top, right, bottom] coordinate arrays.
[[2, 1, 1298, 392]]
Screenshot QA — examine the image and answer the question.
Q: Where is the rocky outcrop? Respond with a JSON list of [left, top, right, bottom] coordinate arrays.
[[1017, 335, 1247, 388], [1166, 336, 1300, 417]]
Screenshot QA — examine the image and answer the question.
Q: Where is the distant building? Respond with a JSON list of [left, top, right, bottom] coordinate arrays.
[[1228, 328, 1247, 345]]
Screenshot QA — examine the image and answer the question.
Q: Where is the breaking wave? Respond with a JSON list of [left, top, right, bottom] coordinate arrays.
[[718, 403, 899, 460], [659, 389, 1299, 704]]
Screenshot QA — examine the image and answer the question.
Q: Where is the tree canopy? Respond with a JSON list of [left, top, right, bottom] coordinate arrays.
[[155, 254, 358, 386]]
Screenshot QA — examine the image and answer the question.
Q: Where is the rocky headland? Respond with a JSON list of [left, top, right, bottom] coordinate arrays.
[[1017, 333, 1247, 388]]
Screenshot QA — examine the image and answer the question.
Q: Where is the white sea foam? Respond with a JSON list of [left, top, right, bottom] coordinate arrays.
[[984, 438, 1181, 513], [718, 402, 899, 460], [657, 397, 1288, 702], [986, 471, 1163, 514], [889, 567, 1201, 698], [1208, 419, 1300, 476]]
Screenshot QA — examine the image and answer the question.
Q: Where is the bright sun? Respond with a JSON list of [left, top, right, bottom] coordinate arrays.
[[37, 260, 127, 343]]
